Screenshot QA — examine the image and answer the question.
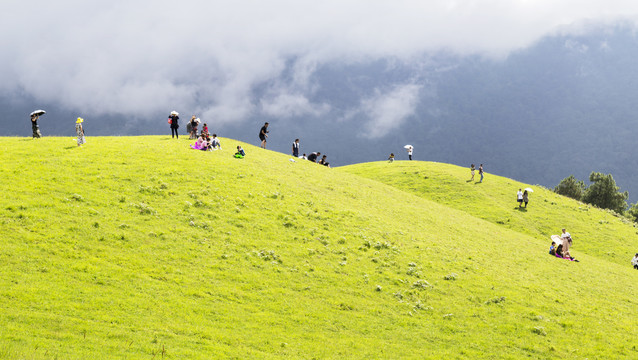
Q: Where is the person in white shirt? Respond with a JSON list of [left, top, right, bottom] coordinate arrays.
[[560, 228, 573, 259], [632, 253, 638, 270], [517, 189, 523, 207]]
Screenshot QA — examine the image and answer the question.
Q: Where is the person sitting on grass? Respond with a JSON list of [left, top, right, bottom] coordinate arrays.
[[632, 253, 638, 270], [190, 135, 205, 150], [202, 135, 213, 151], [210, 134, 221, 150], [307, 152, 320, 163], [234, 145, 245, 158], [319, 154, 330, 168], [388, 153, 395, 162], [549, 241, 556, 256]]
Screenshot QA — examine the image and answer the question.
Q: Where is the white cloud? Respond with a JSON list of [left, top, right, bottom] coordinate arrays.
[[351, 84, 422, 139], [261, 93, 330, 118], [2, 0, 638, 126]]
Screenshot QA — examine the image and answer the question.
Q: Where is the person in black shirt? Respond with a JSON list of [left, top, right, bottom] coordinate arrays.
[[259, 122, 269, 148], [292, 138, 300, 157], [307, 152, 320, 162], [319, 155, 330, 168], [31, 114, 42, 138], [169, 111, 179, 139]]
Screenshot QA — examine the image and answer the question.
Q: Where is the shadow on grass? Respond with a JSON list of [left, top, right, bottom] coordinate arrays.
[[515, 207, 528, 212]]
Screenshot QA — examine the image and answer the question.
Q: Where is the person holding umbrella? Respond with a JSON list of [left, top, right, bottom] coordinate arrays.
[[404, 145, 413, 160], [75, 117, 85, 146], [523, 188, 532, 208], [30, 110, 45, 138], [168, 111, 179, 139]]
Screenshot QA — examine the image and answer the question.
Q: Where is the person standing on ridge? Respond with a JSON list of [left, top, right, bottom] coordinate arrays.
[[406, 145, 413, 160], [168, 111, 179, 139], [478, 164, 484, 182], [31, 114, 42, 138], [259, 122, 269, 148], [189, 115, 198, 139], [292, 138, 300, 157], [75, 117, 85, 146]]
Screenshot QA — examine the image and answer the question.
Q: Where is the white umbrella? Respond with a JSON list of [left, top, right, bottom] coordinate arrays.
[[170, 111, 179, 116], [403, 144, 413, 149], [30, 110, 46, 116], [524, 187, 534, 193]]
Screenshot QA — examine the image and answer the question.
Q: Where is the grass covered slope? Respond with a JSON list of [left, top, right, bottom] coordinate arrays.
[[341, 161, 638, 267], [0, 137, 636, 359]]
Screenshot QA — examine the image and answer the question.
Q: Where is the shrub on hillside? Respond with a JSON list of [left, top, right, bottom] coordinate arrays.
[[628, 202, 638, 223], [581, 172, 628, 214], [554, 175, 585, 200]]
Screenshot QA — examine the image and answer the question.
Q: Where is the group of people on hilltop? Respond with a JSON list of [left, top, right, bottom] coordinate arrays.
[[291, 138, 330, 167], [29, 113, 86, 147], [166, 111, 222, 152]]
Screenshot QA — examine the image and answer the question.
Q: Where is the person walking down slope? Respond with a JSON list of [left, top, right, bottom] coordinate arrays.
[[31, 114, 42, 138], [168, 111, 179, 139], [259, 122, 269, 149], [292, 138, 300, 157], [517, 189, 523, 207], [470, 164, 475, 181], [523, 190, 529, 208], [75, 117, 86, 146], [632, 253, 638, 270], [478, 164, 484, 183]]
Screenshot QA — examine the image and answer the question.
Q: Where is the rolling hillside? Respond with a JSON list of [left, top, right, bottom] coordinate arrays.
[[0, 137, 636, 359], [340, 161, 638, 267]]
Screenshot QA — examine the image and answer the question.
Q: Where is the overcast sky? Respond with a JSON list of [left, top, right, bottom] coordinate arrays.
[[3, 0, 638, 128]]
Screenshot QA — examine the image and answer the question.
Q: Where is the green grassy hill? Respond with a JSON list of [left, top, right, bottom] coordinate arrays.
[[340, 161, 638, 266], [0, 137, 636, 359]]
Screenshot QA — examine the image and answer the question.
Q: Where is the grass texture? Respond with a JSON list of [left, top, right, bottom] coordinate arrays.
[[0, 136, 636, 359]]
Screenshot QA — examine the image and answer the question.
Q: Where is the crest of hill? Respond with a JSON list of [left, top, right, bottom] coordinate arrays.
[[0, 137, 637, 359], [340, 160, 638, 267]]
